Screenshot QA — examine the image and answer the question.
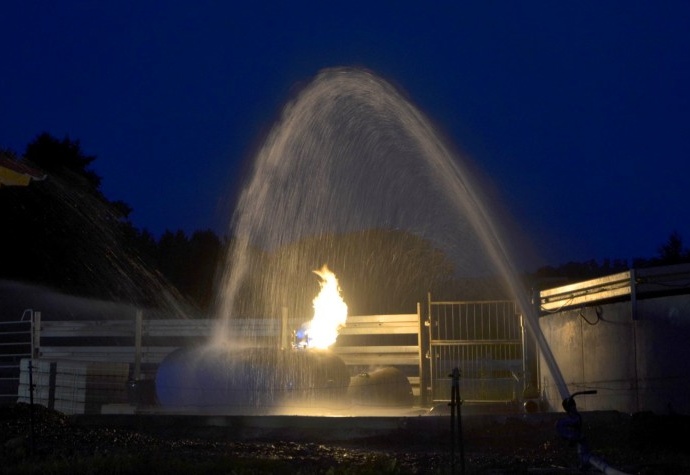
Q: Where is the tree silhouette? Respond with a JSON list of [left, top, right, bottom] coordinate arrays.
[[4, 133, 690, 317], [235, 229, 459, 319], [153, 229, 224, 312], [0, 133, 189, 312], [24, 133, 101, 192], [657, 231, 688, 264]]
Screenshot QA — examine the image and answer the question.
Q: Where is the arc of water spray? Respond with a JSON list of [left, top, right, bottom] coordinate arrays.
[[395, 98, 569, 402], [214, 67, 569, 401]]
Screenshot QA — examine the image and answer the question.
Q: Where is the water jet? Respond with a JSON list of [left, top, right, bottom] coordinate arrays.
[[157, 66, 569, 414]]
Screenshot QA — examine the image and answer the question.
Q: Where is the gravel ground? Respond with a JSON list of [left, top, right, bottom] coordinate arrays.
[[1, 403, 689, 474]]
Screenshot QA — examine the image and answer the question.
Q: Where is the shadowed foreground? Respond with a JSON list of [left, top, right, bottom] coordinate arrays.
[[1, 403, 689, 474]]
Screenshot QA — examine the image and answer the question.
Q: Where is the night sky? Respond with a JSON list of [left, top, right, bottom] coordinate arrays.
[[2, 2, 689, 270]]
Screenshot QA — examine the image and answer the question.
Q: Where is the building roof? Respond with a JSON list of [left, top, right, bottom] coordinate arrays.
[[0, 154, 46, 186], [539, 263, 690, 313]]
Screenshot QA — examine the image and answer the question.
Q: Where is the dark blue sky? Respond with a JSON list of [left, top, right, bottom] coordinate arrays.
[[2, 2, 689, 269]]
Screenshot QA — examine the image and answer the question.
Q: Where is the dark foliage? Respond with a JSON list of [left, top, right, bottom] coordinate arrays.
[[0, 135, 198, 313], [526, 231, 690, 291], [153, 229, 224, 312], [241, 229, 460, 318], [24, 133, 102, 191]]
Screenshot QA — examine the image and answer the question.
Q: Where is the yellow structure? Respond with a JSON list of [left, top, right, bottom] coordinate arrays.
[[0, 155, 46, 187]]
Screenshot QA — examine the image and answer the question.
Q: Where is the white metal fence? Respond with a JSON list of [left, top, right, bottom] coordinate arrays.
[[5, 298, 527, 412], [6, 308, 424, 413], [427, 297, 524, 404], [0, 310, 35, 404]]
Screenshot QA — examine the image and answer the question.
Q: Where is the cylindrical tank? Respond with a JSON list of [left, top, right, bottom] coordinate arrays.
[[155, 345, 350, 411], [347, 366, 414, 407]]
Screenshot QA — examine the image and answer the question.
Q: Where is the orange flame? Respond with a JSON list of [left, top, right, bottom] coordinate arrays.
[[305, 265, 348, 349]]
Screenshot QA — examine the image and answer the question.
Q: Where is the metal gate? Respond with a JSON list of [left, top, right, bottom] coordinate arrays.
[[427, 297, 524, 403], [0, 310, 36, 404]]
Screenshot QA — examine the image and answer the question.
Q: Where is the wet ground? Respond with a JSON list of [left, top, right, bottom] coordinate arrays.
[[1, 403, 689, 474]]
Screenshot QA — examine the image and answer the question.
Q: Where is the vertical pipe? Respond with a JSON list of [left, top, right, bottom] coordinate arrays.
[[579, 311, 586, 408], [630, 270, 640, 412], [629, 270, 638, 321]]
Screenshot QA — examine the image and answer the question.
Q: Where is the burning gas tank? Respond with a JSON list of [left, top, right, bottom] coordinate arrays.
[[347, 366, 414, 407], [156, 265, 352, 412], [155, 345, 350, 411]]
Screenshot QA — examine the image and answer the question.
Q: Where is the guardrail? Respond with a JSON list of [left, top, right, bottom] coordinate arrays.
[[538, 263, 690, 313]]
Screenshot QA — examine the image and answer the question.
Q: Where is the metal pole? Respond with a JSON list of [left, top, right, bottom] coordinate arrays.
[[29, 359, 35, 454], [449, 367, 465, 474], [457, 372, 465, 475], [29, 310, 39, 455], [449, 369, 455, 472], [427, 292, 434, 402], [417, 301, 425, 406]]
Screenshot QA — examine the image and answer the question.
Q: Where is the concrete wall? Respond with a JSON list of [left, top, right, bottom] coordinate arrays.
[[539, 295, 690, 414]]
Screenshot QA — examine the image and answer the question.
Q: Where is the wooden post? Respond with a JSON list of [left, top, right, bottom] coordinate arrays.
[[134, 310, 143, 380]]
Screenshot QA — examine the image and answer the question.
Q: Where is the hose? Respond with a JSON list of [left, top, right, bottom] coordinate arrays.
[[559, 391, 632, 475], [585, 453, 631, 475]]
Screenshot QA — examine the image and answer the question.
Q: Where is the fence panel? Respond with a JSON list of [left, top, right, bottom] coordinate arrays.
[[332, 307, 423, 398], [6, 309, 424, 412], [0, 310, 35, 404], [428, 299, 524, 403]]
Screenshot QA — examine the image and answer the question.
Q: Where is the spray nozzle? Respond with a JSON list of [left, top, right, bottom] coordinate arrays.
[[562, 390, 597, 414], [558, 390, 597, 443]]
